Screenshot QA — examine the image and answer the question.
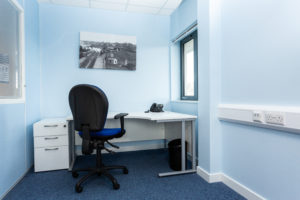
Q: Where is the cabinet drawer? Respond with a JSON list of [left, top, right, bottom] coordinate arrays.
[[34, 146, 69, 172], [34, 122, 67, 137], [34, 135, 68, 148]]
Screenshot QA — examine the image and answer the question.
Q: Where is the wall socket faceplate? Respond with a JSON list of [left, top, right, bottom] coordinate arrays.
[[264, 112, 285, 126], [253, 111, 263, 123]]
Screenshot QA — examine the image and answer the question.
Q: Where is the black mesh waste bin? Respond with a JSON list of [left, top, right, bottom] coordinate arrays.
[[168, 139, 187, 171]]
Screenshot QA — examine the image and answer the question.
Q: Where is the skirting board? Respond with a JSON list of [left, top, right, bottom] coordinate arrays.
[[196, 166, 222, 183], [197, 167, 265, 200], [1, 166, 33, 200]]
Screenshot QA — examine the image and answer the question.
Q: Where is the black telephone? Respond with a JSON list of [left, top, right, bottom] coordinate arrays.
[[149, 103, 164, 112]]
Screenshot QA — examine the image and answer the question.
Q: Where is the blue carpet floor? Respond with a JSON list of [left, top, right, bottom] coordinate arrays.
[[4, 149, 245, 200]]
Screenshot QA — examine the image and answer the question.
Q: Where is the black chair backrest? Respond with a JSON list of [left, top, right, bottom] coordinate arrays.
[[69, 84, 109, 132]]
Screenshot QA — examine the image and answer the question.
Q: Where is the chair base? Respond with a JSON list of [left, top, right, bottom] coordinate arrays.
[[72, 165, 128, 193], [72, 142, 128, 193]]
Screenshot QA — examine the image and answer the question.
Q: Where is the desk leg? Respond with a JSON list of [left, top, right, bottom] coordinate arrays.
[[181, 121, 186, 171], [68, 120, 76, 171], [158, 120, 196, 177], [192, 120, 196, 170]]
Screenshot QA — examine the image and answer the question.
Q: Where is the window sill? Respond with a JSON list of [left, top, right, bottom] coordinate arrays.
[[0, 98, 25, 104], [171, 100, 198, 104]]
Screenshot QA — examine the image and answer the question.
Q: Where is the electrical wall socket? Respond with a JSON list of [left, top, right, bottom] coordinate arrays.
[[264, 112, 285, 126], [253, 111, 263, 123]]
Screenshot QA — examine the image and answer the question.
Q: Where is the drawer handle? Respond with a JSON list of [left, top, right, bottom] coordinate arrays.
[[44, 125, 58, 128], [44, 137, 58, 140], [45, 148, 59, 151]]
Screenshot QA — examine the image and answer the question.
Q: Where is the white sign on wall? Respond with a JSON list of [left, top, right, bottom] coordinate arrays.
[[0, 53, 9, 83]]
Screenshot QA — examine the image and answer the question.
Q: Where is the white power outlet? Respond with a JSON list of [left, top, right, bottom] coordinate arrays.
[[253, 111, 263, 123], [264, 112, 285, 126]]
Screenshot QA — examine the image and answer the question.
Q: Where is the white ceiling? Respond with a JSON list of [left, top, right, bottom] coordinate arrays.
[[38, 0, 183, 16]]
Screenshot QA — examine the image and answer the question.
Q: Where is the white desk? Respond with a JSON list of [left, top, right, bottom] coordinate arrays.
[[67, 111, 197, 177]]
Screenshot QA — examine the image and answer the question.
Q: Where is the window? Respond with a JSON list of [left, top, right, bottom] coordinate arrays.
[[180, 31, 198, 100], [0, 0, 25, 103]]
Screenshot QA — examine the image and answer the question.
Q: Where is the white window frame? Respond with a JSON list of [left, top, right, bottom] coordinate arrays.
[[0, 0, 25, 104]]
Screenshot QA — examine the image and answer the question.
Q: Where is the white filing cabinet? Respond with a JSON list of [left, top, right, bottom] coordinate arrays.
[[34, 119, 69, 172]]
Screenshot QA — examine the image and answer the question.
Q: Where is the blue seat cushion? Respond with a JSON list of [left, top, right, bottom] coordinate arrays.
[[79, 128, 122, 138]]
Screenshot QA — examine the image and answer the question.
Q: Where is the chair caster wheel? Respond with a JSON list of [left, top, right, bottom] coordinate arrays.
[[123, 168, 128, 174], [113, 183, 120, 190], [75, 185, 83, 193], [72, 172, 79, 178]]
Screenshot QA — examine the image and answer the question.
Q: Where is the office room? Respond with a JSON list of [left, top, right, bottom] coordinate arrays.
[[1, 0, 300, 199]]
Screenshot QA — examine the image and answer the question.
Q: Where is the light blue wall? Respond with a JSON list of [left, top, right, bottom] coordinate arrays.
[[221, 0, 300, 199], [197, 0, 211, 172], [170, 0, 197, 40], [25, 0, 41, 170], [169, 0, 199, 156], [221, 0, 300, 105], [16, 0, 23, 7], [197, 0, 223, 174], [0, 104, 26, 198], [39, 4, 170, 118], [223, 123, 300, 200], [0, 0, 40, 198]]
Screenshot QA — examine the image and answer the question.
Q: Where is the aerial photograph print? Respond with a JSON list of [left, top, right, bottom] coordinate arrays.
[[79, 32, 136, 71]]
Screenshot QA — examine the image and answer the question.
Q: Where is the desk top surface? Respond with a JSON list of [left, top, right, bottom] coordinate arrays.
[[66, 111, 197, 122]]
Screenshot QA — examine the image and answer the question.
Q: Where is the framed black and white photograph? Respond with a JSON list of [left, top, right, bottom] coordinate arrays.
[[79, 32, 136, 70]]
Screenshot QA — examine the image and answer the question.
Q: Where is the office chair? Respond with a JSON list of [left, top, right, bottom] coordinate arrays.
[[69, 84, 128, 193]]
